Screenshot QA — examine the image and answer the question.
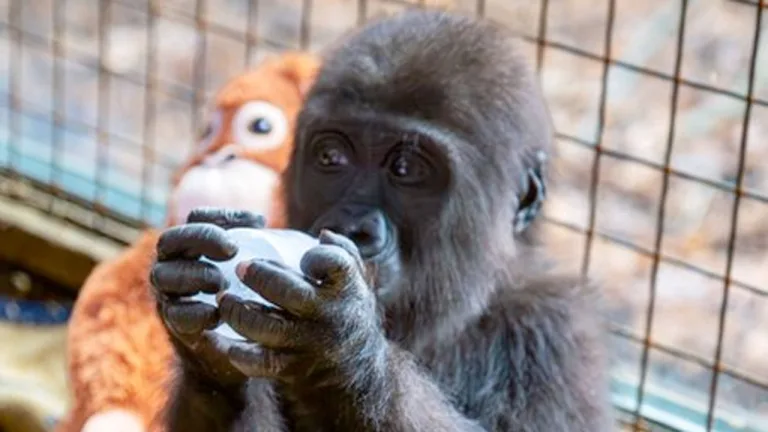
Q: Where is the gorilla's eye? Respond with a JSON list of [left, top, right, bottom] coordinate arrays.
[[311, 133, 352, 171], [318, 147, 349, 168], [388, 152, 429, 185], [391, 156, 410, 177], [248, 118, 272, 134]]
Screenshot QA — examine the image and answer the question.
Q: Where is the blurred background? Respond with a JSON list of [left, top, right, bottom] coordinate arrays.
[[0, 0, 766, 431]]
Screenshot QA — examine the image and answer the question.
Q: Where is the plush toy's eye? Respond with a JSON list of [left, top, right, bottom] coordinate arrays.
[[249, 118, 273, 134], [232, 101, 288, 151], [198, 109, 223, 151]]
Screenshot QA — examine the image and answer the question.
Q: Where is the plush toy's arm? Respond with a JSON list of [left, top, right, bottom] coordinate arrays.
[[60, 231, 173, 432]]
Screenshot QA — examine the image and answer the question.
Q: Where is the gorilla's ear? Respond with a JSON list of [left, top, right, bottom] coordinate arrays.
[[513, 150, 548, 234]]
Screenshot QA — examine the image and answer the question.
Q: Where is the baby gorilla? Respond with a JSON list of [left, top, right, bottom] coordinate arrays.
[[150, 10, 612, 432]]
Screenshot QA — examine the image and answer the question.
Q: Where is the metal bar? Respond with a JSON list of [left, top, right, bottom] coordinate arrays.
[[475, 0, 486, 17], [93, 0, 113, 227], [300, 0, 312, 51], [357, 0, 368, 25], [704, 1, 764, 429], [581, 0, 616, 275], [0, 167, 146, 241], [6, 0, 21, 178], [138, 0, 158, 223], [48, 0, 67, 212], [188, 0, 207, 199], [244, 0, 259, 67], [535, 0, 550, 75], [728, 0, 768, 7]]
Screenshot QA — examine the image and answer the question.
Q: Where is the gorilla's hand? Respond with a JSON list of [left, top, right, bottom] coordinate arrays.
[[218, 229, 385, 385], [150, 208, 266, 389]]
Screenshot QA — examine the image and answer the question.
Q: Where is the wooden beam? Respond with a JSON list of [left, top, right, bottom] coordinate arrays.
[[0, 195, 125, 294]]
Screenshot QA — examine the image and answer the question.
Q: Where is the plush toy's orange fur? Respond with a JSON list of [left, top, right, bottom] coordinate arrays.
[[166, 52, 321, 229], [58, 52, 320, 432]]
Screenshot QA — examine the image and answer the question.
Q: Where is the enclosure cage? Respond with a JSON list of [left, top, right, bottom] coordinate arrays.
[[0, 0, 766, 431]]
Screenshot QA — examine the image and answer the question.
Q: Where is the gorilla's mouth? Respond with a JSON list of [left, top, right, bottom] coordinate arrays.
[[359, 233, 396, 262], [361, 243, 401, 295], [305, 209, 400, 293]]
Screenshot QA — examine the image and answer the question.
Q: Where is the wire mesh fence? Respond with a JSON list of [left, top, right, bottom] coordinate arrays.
[[0, 0, 766, 430]]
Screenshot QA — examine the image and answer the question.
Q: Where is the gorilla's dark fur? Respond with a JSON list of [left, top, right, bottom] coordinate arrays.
[[151, 9, 612, 432]]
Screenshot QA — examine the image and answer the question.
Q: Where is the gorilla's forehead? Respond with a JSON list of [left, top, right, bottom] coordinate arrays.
[[315, 12, 527, 109], [313, 59, 510, 131], [299, 104, 469, 162], [301, 85, 532, 179], [308, 35, 535, 159], [297, 104, 468, 163]]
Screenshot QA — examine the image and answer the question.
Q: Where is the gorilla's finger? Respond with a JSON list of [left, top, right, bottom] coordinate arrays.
[[227, 342, 293, 378], [300, 244, 363, 293], [318, 229, 365, 269], [156, 223, 238, 261], [218, 293, 309, 349], [235, 259, 319, 315], [186, 207, 267, 230], [151, 260, 228, 295], [193, 331, 250, 386], [162, 300, 219, 336]]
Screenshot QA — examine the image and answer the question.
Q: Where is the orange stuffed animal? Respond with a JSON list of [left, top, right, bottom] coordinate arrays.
[[57, 52, 320, 432]]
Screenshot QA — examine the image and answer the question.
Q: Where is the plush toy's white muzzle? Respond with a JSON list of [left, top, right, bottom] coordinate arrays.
[[170, 153, 279, 226]]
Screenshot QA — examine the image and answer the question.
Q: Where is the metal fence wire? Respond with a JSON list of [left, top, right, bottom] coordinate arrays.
[[1, 0, 767, 431]]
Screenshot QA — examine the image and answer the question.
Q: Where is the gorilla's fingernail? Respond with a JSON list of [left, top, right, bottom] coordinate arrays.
[[218, 290, 244, 308], [215, 290, 229, 304], [318, 229, 339, 244], [235, 261, 249, 280]]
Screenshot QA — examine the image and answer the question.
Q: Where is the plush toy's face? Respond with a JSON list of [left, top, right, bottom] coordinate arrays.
[[166, 53, 320, 227]]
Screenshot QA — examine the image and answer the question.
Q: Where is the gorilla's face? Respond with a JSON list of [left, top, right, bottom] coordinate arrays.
[[286, 116, 453, 294]]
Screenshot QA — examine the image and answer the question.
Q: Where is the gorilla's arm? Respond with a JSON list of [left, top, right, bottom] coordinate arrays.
[[281, 277, 609, 432], [163, 363, 246, 431], [164, 368, 286, 432], [279, 341, 484, 432]]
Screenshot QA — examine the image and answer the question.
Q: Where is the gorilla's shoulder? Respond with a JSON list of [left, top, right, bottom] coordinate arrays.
[[487, 271, 605, 329]]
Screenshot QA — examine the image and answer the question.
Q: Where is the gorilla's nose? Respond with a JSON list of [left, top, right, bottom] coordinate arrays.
[[317, 206, 389, 259]]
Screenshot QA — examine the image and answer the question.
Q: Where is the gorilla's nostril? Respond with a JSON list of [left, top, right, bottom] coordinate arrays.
[[350, 230, 388, 259], [311, 206, 390, 258], [350, 231, 373, 245]]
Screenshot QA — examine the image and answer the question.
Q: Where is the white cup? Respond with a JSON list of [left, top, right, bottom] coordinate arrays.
[[191, 227, 318, 340]]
